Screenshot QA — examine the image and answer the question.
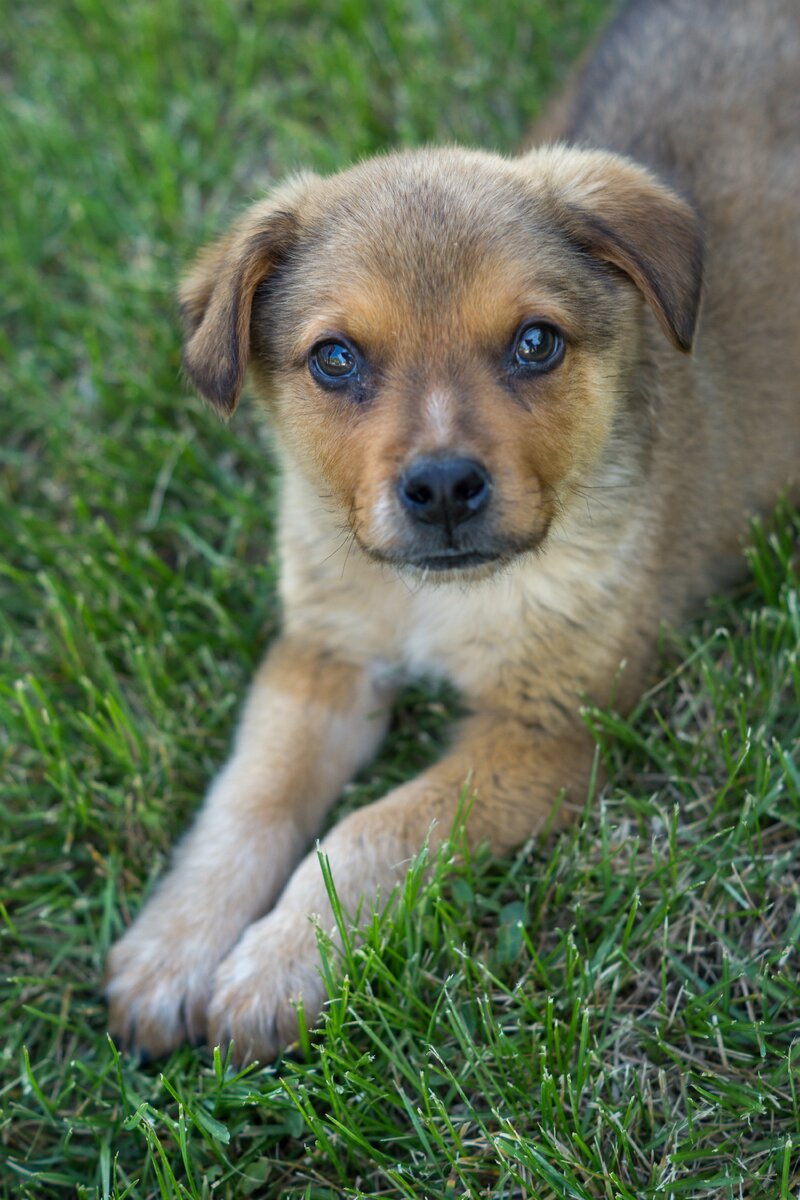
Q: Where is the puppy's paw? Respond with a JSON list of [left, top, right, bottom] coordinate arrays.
[[207, 909, 328, 1065], [105, 917, 221, 1058]]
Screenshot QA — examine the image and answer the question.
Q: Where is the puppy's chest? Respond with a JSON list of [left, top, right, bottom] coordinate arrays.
[[402, 584, 527, 690], [399, 551, 597, 693]]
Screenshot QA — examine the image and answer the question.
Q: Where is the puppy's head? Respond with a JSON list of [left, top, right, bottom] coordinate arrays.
[[181, 146, 702, 577]]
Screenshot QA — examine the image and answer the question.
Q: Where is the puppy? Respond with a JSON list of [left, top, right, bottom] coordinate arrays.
[[106, 0, 800, 1064]]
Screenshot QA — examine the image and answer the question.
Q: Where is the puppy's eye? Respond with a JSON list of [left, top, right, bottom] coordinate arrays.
[[513, 323, 564, 370], [309, 339, 358, 385]]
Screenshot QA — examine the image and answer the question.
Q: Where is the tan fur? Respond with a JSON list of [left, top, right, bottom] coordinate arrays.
[[106, 0, 800, 1064]]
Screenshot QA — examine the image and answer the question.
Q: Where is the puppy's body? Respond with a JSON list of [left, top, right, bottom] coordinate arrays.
[[107, 0, 800, 1062], [548, 0, 800, 598]]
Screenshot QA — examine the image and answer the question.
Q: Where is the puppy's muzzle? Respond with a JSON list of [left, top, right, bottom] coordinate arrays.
[[398, 456, 491, 532]]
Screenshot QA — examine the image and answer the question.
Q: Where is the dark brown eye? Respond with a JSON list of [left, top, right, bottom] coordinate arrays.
[[309, 339, 358, 384], [514, 323, 564, 370]]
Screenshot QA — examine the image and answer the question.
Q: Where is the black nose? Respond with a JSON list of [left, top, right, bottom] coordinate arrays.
[[398, 456, 491, 529]]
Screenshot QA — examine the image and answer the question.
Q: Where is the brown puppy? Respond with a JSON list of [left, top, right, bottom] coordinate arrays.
[[106, 0, 800, 1064]]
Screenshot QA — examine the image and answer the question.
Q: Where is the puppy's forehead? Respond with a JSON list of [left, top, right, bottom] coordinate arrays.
[[289, 150, 587, 333], [319, 152, 539, 269], [319, 156, 531, 259]]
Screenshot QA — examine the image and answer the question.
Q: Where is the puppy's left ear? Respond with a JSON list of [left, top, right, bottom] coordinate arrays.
[[180, 173, 316, 414], [534, 147, 704, 352]]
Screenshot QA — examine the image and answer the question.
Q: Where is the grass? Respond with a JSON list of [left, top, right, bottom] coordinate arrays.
[[1, 0, 799, 1195]]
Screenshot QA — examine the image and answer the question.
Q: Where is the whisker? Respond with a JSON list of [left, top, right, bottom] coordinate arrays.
[[340, 531, 357, 578], [320, 531, 355, 566]]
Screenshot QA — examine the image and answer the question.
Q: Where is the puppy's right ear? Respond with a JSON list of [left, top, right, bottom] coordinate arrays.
[[179, 174, 315, 415]]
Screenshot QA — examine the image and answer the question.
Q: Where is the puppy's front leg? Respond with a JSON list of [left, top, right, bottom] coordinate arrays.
[[105, 639, 391, 1058], [208, 710, 593, 1063]]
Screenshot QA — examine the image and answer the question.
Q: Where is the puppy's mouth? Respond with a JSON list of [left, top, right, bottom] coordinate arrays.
[[407, 550, 499, 572], [358, 533, 548, 576]]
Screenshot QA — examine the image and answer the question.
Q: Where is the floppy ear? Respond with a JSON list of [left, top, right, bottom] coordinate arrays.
[[179, 174, 315, 414], [533, 147, 704, 351]]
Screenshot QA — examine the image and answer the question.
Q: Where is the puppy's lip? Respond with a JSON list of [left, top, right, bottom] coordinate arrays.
[[356, 531, 550, 572], [409, 550, 499, 571]]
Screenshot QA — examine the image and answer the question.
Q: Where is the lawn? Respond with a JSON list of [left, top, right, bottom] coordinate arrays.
[[2, 0, 799, 1196]]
